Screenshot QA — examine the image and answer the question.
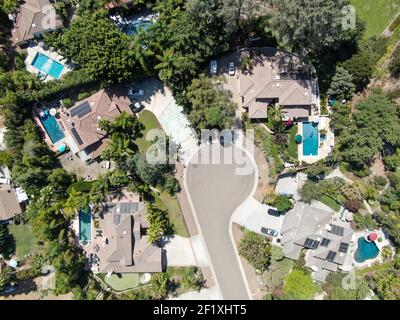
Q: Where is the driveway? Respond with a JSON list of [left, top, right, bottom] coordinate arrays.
[[163, 235, 209, 267], [186, 143, 256, 300], [136, 79, 200, 165], [232, 197, 284, 246]]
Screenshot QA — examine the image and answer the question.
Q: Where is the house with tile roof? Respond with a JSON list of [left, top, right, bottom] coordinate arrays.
[[58, 88, 133, 162], [83, 190, 163, 274], [11, 0, 63, 47], [239, 47, 319, 120], [280, 202, 354, 282]]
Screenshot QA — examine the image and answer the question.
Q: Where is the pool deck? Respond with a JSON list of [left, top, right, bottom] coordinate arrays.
[[25, 45, 73, 82], [33, 107, 71, 153], [343, 229, 393, 271], [298, 116, 335, 164]]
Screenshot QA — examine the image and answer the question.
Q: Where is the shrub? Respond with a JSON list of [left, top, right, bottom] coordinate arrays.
[[389, 46, 400, 78], [60, 98, 73, 108], [77, 92, 91, 100], [373, 176, 387, 187], [274, 195, 293, 213], [345, 199, 362, 212], [239, 230, 271, 273]]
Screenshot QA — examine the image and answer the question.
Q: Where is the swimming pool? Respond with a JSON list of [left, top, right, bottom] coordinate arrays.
[[121, 20, 153, 35], [31, 52, 64, 79], [302, 122, 318, 156], [40, 113, 65, 143], [354, 237, 379, 263], [79, 207, 92, 243]]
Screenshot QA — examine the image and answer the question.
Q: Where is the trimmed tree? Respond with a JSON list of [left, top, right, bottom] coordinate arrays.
[[327, 66, 355, 101]]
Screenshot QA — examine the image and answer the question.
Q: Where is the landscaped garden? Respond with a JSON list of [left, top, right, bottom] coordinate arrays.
[[154, 191, 189, 237], [135, 110, 162, 153], [99, 273, 140, 292]]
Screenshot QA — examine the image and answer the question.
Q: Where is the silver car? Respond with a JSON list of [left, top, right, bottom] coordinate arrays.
[[261, 227, 278, 237]]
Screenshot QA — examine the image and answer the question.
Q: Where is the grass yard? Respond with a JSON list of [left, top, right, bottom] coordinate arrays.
[[100, 273, 140, 292], [287, 125, 298, 160], [8, 224, 36, 259], [154, 191, 189, 237], [319, 194, 342, 213], [350, 0, 400, 38], [135, 110, 162, 153]]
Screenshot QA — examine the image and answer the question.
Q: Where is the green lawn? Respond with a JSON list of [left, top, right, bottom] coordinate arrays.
[[100, 273, 140, 291], [287, 125, 298, 160], [154, 191, 189, 237], [350, 0, 400, 38], [135, 110, 162, 153], [319, 194, 342, 213], [8, 224, 36, 259]]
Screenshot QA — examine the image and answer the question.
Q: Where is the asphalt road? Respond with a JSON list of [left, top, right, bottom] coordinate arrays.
[[186, 143, 256, 300]]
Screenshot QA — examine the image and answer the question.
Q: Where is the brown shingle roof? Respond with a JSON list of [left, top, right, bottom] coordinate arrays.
[[11, 0, 63, 45]]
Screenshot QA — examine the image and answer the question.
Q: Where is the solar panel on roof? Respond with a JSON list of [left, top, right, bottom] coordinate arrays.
[[304, 238, 320, 249], [71, 127, 83, 145], [70, 101, 92, 118], [338, 242, 349, 253], [331, 224, 344, 236], [326, 251, 337, 262], [321, 238, 331, 247]]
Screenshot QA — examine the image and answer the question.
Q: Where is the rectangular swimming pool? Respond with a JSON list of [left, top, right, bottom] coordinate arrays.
[[79, 207, 92, 243], [302, 122, 318, 156], [31, 52, 64, 79], [40, 113, 65, 143]]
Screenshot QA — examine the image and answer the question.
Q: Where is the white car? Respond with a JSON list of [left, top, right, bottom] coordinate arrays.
[[128, 88, 145, 97], [228, 62, 235, 76], [210, 60, 217, 75]]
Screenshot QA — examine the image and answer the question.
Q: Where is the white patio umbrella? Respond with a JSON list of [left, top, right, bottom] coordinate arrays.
[[49, 108, 57, 116]]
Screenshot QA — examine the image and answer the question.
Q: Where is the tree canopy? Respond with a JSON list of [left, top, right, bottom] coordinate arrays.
[[44, 11, 139, 84], [186, 74, 236, 131]]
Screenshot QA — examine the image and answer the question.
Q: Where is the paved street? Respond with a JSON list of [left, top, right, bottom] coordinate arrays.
[[186, 144, 256, 300]]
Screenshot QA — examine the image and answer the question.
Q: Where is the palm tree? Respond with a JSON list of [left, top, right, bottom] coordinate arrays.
[[150, 272, 169, 298], [146, 217, 165, 244]]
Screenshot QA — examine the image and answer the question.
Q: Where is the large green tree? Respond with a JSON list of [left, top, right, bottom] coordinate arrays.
[[186, 74, 236, 131], [283, 268, 317, 300], [327, 66, 355, 101], [269, 0, 349, 54], [44, 11, 138, 84], [336, 91, 400, 171]]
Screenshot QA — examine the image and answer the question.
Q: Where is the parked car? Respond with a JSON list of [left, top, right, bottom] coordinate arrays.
[[267, 208, 280, 216], [228, 62, 235, 76], [128, 88, 145, 98], [261, 227, 278, 237], [210, 60, 217, 75], [131, 102, 144, 113]]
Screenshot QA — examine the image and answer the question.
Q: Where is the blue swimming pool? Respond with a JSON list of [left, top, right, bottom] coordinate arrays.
[[302, 122, 318, 156], [121, 20, 153, 35], [31, 52, 64, 79], [354, 237, 379, 263], [79, 207, 92, 242], [40, 113, 65, 143]]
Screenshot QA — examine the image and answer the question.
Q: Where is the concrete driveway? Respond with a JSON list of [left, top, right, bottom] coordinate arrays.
[[135, 79, 199, 165], [232, 197, 284, 246], [185, 143, 256, 300]]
